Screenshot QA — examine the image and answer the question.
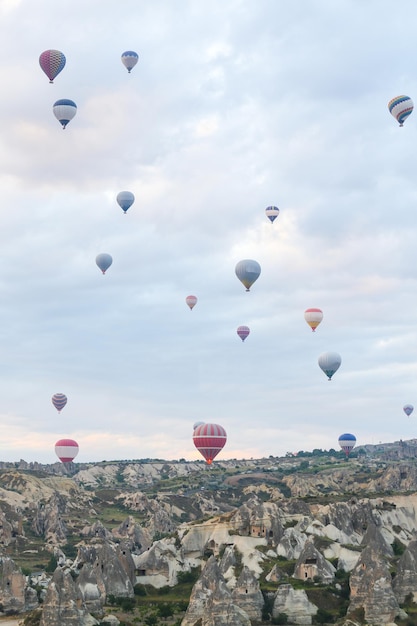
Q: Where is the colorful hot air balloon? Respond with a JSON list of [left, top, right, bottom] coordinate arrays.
[[237, 325, 250, 342], [52, 393, 67, 413], [55, 439, 79, 463], [116, 191, 135, 214], [388, 95, 414, 127], [121, 51, 139, 73], [318, 352, 341, 380], [235, 259, 261, 292], [96, 253, 113, 274], [185, 295, 198, 310], [265, 205, 280, 223], [193, 423, 227, 464], [304, 308, 323, 332], [338, 433, 356, 457], [53, 99, 77, 129], [403, 404, 414, 416], [39, 49, 66, 83]]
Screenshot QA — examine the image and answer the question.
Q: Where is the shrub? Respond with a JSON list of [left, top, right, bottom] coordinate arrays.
[[272, 613, 288, 624]]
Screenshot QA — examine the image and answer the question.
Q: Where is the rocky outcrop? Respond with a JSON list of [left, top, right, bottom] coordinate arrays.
[[231, 566, 264, 621], [81, 520, 113, 542], [32, 492, 68, 543], [0, 556, 37, 614], [293, 538, 335, 583], [75, 541, 136, 606], [348, 544, 402, 625], [40, 567, 97, 626], [272, 584, 318, 625], [112, 515, 151, 553], [392, 537, 417, 603]]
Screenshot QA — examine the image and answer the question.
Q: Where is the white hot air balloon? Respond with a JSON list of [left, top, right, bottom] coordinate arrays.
[[318, 352, 341, 381], [53, 99, 77, 129]]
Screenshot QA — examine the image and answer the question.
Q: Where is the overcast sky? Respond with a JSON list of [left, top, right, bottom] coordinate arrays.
[[1, 0, 417, 463]]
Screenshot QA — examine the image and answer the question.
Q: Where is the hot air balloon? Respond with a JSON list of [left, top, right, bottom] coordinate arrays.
[[235, 259, 261, 292], [52, 393, 67, 413], [116, 191, 135, 214], [388, 95, 414, 127], [403, 404, 414, 416], [237, 325, 250, 342], [53, 99, 77, 129], [186, 295, 198, 310], [121, 51, 139, 73], [265, 205, 280, 223], [55, 439, 79, 463], [96, 253, 113, 274], [39, 49, 66, 83], [338, 433, 356, 457], [193, 421, 205, 430], [304, 308, 323, 332], [318, 352, 341, 380], [193, 423, 227, 464]]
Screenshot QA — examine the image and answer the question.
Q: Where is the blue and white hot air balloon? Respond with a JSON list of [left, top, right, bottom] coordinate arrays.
[[121, 51, 139, 73], [235, 259, 261, 292], [265, 205, 280, 224], [116, 191, 135, 214], [388, 95, 413, 127], [403, 404, 414, 417], [53, 99, 77, 129], [318, 352, 341, 380], [96, 253, 113, 274], [338, 433, 356, 457]]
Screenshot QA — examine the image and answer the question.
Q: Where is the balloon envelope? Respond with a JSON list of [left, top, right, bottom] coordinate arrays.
[[39, 49, 66, 82], [116, 191, 135, 213], [121, 51, 139, 73], [318, 352, 341, 380], [53, 99, 77, 129], [186, 295, 198, 310], [304, 308, 323, 332], [193, 423, 227, 464], [96, 253, 113, 274], [235, 259, 261, 292], [338, 433, 356, 456], [55, 439, 79, 463], [403, 404, 414, 416], [265, 205, 280, 223], [52, 393, 67, 413], [193, 421, 205, 430], [388, 95, 413, 126], [237, 325, 250, 341]]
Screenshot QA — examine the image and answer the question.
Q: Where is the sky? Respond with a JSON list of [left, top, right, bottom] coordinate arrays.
[[1, 0, 417, 463]]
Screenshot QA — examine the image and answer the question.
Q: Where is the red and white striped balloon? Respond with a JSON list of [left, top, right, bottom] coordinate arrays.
[[55, 439, 79, 463], [193, 423, 227, 464]]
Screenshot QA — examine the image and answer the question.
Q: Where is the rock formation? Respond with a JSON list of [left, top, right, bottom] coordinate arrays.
[[272, 583, 318, 624], [392, 536, 417, 603], [39, 567, 97, 626], [293, 538, 336, 583], [0, 556, 37, 614]]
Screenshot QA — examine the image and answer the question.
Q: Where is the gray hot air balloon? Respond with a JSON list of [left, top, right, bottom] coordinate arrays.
[[318, 352, 341, 380], [235, 259, 261, 292], [96, 253, 113, 274], [116, 191, 135, 214]]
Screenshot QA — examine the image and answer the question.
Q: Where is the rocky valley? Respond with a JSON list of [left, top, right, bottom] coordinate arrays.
[[0, 441, 417, 625]]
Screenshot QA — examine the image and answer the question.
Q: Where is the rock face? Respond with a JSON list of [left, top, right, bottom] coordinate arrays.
[[75, 541, 136, 613], [293, 538, 335, 583], [348, 544, 401, 625], [0, 557, 38, 614], [40, 567, 97, 626], [32, 492, 68, 543], [272, 584, 317, 625], [392, 537, 417, 603], [231, 566, 264, 621], [181, 556, 251, 626]]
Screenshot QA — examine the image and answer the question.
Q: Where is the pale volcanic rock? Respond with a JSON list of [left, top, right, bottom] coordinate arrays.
[[39, 567, 97, 626], [272, 584, 318, 625], [75, 542, 135, 601], [230, 565, 264, 621], [392, 537, 417, 603], [0, 557, 38, 614], [348, 544, 401, 625], [293, 538, 336, 583]]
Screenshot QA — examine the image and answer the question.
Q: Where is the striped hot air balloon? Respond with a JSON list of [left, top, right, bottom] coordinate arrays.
[[403, 404, 414, 416], [388, 95, 414, 127], [52, 393, 67, 413], [39, 49, 66, 83], [55, 439, 79, 463], [338, 433, 356, 457], [121, 51, 139, 73], [53, 99, 77, 129], [193, 423, 227, 464], [304, 308, 323, 332], [237, 325, 250, 342], [265, 205, 280, 223], [186, 295, 198, 310]]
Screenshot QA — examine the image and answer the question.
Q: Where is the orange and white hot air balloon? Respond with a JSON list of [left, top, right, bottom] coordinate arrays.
[[304, 308, 323, 332]]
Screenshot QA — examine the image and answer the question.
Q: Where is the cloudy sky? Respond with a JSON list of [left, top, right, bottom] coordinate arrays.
[[1, 0, 417, 463]]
